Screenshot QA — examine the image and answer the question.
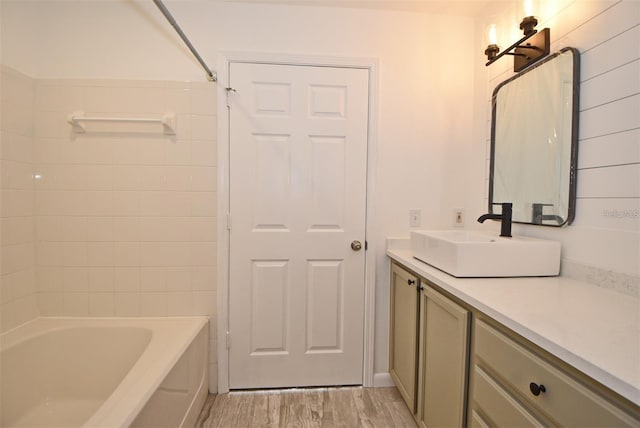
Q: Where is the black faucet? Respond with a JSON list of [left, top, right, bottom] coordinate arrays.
[[532, 203, 564, 225], [477, 202, 513, 237]]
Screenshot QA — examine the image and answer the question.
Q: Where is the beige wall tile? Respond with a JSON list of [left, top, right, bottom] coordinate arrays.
[[167, 292, 192, 316], [2, 74, 218, 369], [63, 292, 89, 316], [2, 216, 35, 245], [87, 217, 114, 241], [190, 115, 216, 141], [190, 141, 216, 166], [84, 191, 113, 216], [89, 293, 115, 316], [3, 132, 34, 163], [165, 140, 191, 165], [36, 242, 62, 266], [193, 291, 215, 316], [140, 267, 167, 292], [112, 191, 139, 216], [37, 267, 64, 292], [35, 216, 62, 241], [62, 242, 88, 266], [140, 293, 167, 316], [87, 242, 114, 266], [1, 243, 34, 275], [2, 190, 34, 217], [166, 267, 192, 292], [60, 216, 88, 241], [115, 292, 140, 316], [114, 267, 140, 292], [113, 217, 140, 241], [192, 267, 216, 291], [63, 267, 89, 292], [38, 293, 64, 316], [88, 267, 114, 292]]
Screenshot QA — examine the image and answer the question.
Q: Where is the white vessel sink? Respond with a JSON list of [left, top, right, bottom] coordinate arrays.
[[410, 230, 561, 277]]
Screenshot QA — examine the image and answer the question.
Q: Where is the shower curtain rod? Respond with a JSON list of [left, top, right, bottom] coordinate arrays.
[[153, 0, 217, 82]]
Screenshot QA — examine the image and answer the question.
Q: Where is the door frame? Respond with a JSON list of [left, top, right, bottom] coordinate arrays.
[[216, 52, 379, 393]]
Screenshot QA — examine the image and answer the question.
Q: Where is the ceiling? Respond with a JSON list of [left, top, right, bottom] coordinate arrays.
[[220, 0, 509, 16]]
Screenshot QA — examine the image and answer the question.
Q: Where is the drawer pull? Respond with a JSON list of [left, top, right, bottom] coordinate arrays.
[[529, 382, 546, 396], [407, 279, 416, 286]]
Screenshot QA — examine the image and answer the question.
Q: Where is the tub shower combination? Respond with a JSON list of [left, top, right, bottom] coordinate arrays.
[[1, 2, 215, 426], [0, 1, 217, 426], [1, 317, 209, 427]]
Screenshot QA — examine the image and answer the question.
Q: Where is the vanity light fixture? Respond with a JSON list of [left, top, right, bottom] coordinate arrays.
[[485, 24, 500, 61], [484, 11, 550, 72]]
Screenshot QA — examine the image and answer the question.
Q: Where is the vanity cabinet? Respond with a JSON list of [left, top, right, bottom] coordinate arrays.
[[389, 259, 640, 428], [389, 263, 420, 411], [389, 261, 470, 426], [469, 319, 640, 427]]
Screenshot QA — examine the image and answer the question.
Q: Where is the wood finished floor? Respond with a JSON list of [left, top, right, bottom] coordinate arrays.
[[195, 387, 417, 428]]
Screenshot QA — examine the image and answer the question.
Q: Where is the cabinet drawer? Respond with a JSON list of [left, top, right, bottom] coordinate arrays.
[[475, 320, 638, 427], [470, 410, 492, 428], [473, 365, 545, 427]]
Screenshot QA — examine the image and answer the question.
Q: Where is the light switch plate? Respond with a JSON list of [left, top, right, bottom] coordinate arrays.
[[409, 209, 421, 227]]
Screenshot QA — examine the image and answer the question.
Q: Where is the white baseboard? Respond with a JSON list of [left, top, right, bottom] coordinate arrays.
[[372, 372, 395, 387]]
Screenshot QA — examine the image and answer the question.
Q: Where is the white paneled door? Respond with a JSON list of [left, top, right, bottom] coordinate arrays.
[[228, 62, 369, 389]]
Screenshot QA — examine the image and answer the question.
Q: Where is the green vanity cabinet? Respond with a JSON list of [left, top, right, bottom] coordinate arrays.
[[389, 261, 471, 426], [389, 259, 640, 428]]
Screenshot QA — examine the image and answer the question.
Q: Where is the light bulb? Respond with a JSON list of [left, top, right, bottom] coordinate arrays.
[[524, 0, 534, 17], [488, 24, 498, 45]]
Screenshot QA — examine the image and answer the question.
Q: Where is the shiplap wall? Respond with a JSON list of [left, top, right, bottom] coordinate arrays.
[[481, 0, 639, 280]]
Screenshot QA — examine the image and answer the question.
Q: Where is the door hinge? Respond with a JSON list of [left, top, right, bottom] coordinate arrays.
[[365, 240, 368, 251], [226, 212, 232, 231], [225, 87, 236, 108], [226, 331, 231, 349]]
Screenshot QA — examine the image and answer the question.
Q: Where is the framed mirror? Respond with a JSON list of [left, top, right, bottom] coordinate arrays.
[[489, 47, 580, 226]]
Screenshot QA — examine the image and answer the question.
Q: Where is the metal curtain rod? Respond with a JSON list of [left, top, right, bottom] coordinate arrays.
[[152, 0, 217, 82]]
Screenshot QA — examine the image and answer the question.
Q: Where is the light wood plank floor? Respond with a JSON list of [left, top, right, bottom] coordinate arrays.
[[195, 387, 417, 428]]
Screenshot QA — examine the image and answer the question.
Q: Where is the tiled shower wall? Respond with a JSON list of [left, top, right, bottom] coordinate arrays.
[[0, 66, 219, 390], [1, 66, 39, 332]]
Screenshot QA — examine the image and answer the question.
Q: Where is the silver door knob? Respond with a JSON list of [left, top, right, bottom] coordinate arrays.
[[351, 240, 362, 251]]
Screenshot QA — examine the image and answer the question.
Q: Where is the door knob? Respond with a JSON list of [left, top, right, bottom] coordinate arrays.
[[351, 240, 362, 251]]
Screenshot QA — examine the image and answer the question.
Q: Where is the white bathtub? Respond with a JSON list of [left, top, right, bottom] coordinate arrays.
[[0, 317, 208, 428]]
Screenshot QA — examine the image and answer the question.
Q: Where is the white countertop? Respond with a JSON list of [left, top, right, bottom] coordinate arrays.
[[387, 239, 640, 406]]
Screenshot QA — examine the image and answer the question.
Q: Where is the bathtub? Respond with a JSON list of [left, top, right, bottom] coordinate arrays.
[[1, 317, 209, 428]]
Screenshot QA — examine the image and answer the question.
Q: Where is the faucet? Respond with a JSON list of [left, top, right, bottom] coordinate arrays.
[[532, 203, 564, 225], [478, 202, 513, 237]]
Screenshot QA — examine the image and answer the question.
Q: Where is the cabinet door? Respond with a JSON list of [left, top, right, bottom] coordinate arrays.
[[418, 286, 470, 428], [389, 263, 420, 412]]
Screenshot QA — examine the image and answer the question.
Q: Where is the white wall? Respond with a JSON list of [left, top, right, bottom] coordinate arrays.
[[1, 1, 476, 379], [2, 0, 637, 388], [472, 0, 640, 282]]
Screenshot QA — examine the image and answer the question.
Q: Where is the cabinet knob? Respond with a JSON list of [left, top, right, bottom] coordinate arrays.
[[407, 279, 416, 286], [529, 382, 546, 396]]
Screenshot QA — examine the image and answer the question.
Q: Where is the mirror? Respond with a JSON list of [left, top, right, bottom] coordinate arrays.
[[489, 47, 580, 226]]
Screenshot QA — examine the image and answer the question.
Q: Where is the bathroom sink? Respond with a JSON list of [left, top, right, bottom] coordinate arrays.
[[410, 230, 560, 277]]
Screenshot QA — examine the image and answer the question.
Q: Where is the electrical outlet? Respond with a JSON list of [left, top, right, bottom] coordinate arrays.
[[453, 208, 465, 227], [409, 209, 421, 227]]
